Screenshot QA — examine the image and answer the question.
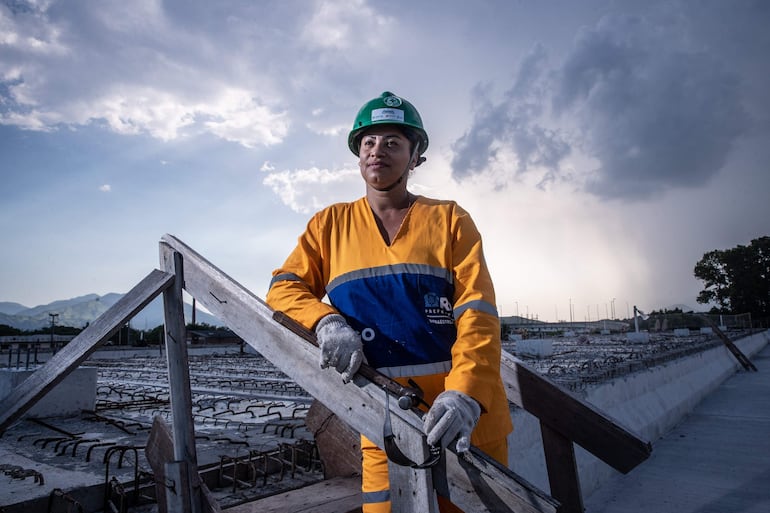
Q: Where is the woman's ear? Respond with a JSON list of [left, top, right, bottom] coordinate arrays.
[[414, 156, 427, 168]]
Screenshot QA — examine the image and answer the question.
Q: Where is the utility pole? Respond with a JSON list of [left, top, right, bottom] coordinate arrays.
[[49, 313, 59, 350]]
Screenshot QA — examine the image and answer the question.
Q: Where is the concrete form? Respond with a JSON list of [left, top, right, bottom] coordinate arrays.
[[515, 338, 554, 358], [627, 332, 650, 343], [584, 336, 770, 513], [0, 367, 96, 418], [506, 330, 769, 500]]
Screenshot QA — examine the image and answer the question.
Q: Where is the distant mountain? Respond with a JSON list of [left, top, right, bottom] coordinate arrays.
[[0, 302, 28, 315], [0, 294, 222, 331]]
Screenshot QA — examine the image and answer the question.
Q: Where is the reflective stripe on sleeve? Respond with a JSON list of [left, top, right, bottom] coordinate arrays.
[[454, 299, 498, 318], [269, 272, 304, 289]]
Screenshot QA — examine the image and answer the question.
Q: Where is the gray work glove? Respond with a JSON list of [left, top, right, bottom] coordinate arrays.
[[423, 390, 481, 452], [315, 314, 364, 384]]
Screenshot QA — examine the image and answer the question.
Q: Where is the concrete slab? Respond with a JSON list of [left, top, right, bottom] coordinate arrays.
[[0, 367, 96, 418], [584, 343, 770, 513]]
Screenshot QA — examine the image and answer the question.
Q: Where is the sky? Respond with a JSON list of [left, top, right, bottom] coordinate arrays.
[[1, 0, 769, 323]]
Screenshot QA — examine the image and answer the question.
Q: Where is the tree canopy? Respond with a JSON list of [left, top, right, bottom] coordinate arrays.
[[694, 236, 770, 317]]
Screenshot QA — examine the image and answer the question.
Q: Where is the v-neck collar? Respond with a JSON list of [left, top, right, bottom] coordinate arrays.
[[365, 195, 419, 247]]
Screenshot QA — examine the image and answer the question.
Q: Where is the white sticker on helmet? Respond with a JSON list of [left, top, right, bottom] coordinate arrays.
[[371, 108, 405, 123]]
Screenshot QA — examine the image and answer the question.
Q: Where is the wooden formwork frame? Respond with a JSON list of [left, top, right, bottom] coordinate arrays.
[[0, 234, 653, 513]]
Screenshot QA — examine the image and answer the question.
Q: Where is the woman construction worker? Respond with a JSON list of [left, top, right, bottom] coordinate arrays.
[[266, 91, 512, 512]]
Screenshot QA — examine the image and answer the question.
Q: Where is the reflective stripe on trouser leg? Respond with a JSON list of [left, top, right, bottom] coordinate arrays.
[[361, 435, 390, 512], [361, 434, 509, 513]]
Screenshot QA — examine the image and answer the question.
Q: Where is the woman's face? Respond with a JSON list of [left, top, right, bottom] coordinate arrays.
[[358, 125, 416, 191]]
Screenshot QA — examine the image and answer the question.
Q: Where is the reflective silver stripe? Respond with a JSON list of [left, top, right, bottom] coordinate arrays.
[[326, 263, 453, 295], [377, 360, 452, 379], [362, 489, 390, 504], [454, 299, 498, 318], [269, 272, 304, 289]]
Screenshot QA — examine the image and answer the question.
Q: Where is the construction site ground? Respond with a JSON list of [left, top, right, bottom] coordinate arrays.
[[1, 331, 768, 512]]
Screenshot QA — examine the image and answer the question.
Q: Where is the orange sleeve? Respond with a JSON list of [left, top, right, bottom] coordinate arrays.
[[266, 211, 338, 330], [443, 205, 502, 414]]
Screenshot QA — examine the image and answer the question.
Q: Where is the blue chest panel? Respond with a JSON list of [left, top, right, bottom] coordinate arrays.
[[327, 269, 456, 370]]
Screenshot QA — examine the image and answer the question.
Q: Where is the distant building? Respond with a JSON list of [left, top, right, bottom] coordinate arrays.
[[186, 329, 243, 345], [499, 316, 629, 338]]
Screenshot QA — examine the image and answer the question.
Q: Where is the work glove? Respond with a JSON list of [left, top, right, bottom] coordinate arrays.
[[315, 314, 364, 384], [423, 390, 481, 452]]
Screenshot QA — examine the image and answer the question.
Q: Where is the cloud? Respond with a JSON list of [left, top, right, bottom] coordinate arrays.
[[299, 0, 392, 51], [554, 13, 748, 199], [201, 88, 288, 147], [0, 0, 68, 55], [451, 3, 759, 201], [99, 184, 111, 192], [262, 166, 359, 214], [0, 1, 289, 146], [0, 0, 408, 152], [450, 44, 571, 189]]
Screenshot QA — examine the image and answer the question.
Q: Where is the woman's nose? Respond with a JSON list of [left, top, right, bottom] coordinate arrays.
[[369, 138, 386, 156]]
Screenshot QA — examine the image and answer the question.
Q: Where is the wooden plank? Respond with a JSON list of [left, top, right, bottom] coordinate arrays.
[[146, 416, 222, 513], [304, 401, 361, 478], [387, 425, 438, 513], [161, 251, 202, 513], [223, 477, 362, 513], [161, 251, 199, 465], [165, 461, 192, 513], [147, 416, 173, 513], [698, 315, 757, 371], [540, 422, 583, 513], [159, 234, 558, 513], [0, 269, 175, 432], [442, 446, 555, 513], [501, 350, 651, 474]]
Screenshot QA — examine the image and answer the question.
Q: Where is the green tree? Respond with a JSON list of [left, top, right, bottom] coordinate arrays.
[[0, 324, 23, 336], [694, 236, 770, 317]]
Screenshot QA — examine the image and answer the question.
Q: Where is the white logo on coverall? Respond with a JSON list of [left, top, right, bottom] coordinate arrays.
[[423, 293, 454, 325]]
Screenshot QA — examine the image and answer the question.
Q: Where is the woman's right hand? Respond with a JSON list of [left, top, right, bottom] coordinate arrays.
[[315, 314, 364, 383]]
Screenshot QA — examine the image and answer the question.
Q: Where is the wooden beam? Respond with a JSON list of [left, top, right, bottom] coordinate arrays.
[[500, 351, 651, 474], [222, 476, 362, 513], [146, 416, 222, 513], [443, 446, 555, 513], [159, 234, 558, 513], [0, 269, 174, 433], [540, 422, 583, 513], [387, 428, 438, 513], [698, 315, 757, 371], [160, 250, 202, 513]]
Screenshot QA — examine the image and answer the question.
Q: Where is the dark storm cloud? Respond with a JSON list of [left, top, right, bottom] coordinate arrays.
[[451, 45, 571, 185], [452, 2, 764, 200], [555, 14, 748, 199]]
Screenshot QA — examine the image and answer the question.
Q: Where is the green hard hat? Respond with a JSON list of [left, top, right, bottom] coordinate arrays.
[[347, 91, 429, 156]]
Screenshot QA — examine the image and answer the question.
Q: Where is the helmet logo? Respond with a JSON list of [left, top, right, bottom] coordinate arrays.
[[383, 95, 402, 107]]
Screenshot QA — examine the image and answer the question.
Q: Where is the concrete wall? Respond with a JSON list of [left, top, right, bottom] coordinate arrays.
[[0, 367, 97, 418], [507, 330, 769, 499]]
